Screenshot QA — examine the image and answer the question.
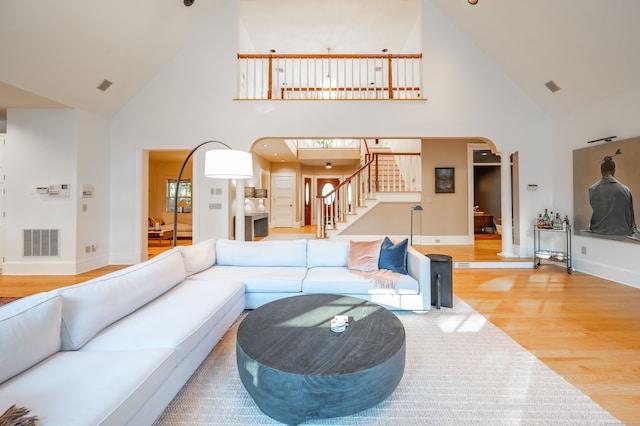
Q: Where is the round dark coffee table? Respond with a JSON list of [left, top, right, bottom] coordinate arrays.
[[236, 294, 405, 425]]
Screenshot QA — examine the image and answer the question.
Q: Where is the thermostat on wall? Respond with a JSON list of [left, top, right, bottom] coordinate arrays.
[[48, 184, 70, 198]]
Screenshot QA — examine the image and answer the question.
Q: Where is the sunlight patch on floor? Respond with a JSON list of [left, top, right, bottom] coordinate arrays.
[[437, 311, 488, 333], [479, 276, 515, 291]]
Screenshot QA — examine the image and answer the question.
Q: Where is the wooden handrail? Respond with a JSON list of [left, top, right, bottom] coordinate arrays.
[[369, 152, 421, 156], [280, 87, 420, 94], [316, 151, 422, 238], [318, 152, 420, 201], [362, 139, 370, 155], [281, 87, 421, 92], [238, 53, 422, 60], [316, 156, 375, 238], [318, 157, 375, 202]]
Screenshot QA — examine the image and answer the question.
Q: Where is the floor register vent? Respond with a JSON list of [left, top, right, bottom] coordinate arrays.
[[23, 229, 59, 257]]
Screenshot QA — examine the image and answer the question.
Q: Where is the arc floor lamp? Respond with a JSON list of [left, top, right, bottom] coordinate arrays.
[[173, 140, 253, 247]]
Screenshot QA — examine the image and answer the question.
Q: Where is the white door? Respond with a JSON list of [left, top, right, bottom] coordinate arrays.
[[271, 173, 295, 227]]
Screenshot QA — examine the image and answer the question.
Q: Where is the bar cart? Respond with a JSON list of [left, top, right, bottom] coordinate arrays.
[[533, 223, 572, 274]]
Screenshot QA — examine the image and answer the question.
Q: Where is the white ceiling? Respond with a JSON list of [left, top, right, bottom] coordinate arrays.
[[0, 0, 228, 120], [237, 0, 422, 55], [429, 0, 640, 117], [1, 0, 639, 123]]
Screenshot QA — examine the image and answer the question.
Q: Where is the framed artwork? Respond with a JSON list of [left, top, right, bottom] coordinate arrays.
[[435, 167, 455, 193], [573, 136, 640, 244]]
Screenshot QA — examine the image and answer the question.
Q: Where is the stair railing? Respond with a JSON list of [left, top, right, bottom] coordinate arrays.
[[315, 151, 421, 238], [364, 152, 421, 193], [316, 157, 374, 239]]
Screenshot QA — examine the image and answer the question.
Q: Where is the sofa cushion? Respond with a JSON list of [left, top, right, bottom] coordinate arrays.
[[307, 240, 349, 267], [379, 237, 409, 274], [215, 239, 307, 267], [57, 249, 186, 350], [304, 267, 420, 295], [190, 266, 306, 293], [179, 238, 216, 275], [347, 239, 383, 272], [0, 293, 62, 385], [0, 349, 174, 426], [81, 279, 245, 366]]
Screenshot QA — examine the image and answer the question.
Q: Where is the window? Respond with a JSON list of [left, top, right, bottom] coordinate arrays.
[[167, 179, 191, 212], [321, 182, 335, 204]]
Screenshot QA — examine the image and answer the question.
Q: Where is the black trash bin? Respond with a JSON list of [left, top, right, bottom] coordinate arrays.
[[426, 254, 453, 309]]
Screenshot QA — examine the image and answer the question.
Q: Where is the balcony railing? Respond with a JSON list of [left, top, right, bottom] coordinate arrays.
[[237, 53, 423, 101]]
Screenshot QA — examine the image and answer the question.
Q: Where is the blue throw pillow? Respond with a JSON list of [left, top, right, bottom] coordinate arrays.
[[378, 237, 408, 274]]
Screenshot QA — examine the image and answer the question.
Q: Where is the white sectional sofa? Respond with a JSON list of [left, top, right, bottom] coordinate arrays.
[[0, 237, 430, 425], [191, 238, 431, 311]]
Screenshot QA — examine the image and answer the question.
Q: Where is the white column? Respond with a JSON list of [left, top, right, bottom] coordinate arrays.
[[235, 181, 245, 241], [498, 151, 517, 258]]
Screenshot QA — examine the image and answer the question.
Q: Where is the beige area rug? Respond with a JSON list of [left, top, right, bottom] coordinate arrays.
[[156, 299, 622, 425]]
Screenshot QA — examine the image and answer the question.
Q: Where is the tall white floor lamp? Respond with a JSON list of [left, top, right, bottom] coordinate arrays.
[[173, 140, 253, 247]]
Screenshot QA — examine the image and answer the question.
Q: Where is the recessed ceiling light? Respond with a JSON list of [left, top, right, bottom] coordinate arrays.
[[273, 153, 278, 156], [468, 0, 478, 4]]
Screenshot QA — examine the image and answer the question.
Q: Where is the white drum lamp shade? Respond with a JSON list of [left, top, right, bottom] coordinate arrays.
[[205, 149, 253, 179]]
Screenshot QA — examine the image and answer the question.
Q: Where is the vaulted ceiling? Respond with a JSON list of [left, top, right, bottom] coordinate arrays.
[[1, 0, 639, 121]]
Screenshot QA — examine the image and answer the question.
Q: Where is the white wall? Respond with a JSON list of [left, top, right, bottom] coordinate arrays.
[[4, 109, 78, 274], [76, 110, 110, 273], [4, 108, 110, 274], [111, 0, 552, 264], [552, 87, 640, 287]]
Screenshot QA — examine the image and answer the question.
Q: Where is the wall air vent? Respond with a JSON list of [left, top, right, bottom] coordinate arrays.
[[544, 80, 561, 93], [97, 79, 113, 92], [23, 229, 59, 257]]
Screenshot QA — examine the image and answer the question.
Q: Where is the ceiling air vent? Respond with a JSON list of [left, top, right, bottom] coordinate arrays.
[[97, 79, 113, 92], [544, 80, 560, 93]]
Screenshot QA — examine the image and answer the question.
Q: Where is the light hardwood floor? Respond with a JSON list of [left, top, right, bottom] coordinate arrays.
[[1, 231, 638, 424]]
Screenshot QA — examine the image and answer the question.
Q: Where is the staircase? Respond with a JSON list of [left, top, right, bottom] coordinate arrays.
[[317, 150, 421, 238], [369, 149, 407, 192], [323, 191, 421, 238]]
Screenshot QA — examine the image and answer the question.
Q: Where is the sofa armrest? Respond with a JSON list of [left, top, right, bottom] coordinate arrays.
[[407, 248, 431, 309]]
